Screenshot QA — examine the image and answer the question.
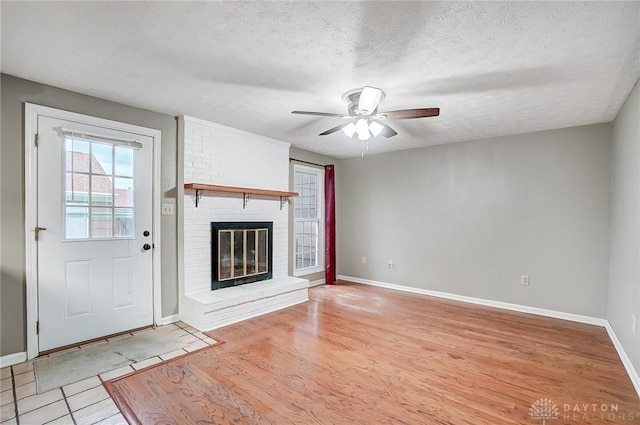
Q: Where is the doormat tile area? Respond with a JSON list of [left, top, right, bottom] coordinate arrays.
[[34, 326, 195, 393]]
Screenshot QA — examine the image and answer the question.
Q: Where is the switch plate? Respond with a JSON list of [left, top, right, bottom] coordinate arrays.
[[521, 275, 529, 286], [161, 203, 174, 216], [388, 260, 393, 268], [361, 257, 367, 265]]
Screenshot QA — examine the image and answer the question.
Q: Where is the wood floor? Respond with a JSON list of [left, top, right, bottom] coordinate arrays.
[[105, 282, 640, 424]]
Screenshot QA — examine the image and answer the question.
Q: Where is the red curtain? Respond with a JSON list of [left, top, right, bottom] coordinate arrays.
[[324, 165, 336, 284]]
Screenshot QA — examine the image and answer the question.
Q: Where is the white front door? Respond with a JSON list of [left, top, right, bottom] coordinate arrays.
[[36, 115, 154, 351]]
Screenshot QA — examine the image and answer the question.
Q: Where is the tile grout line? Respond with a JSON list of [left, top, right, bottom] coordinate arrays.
[[7, 323, 213, 424], [59, 386, 78, 425]]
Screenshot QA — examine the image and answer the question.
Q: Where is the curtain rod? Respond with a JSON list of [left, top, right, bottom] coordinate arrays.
[[60, 128, 143, 150], [289, 158, 326, 168]]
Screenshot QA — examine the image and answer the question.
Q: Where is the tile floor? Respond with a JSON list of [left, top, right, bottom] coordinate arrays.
[[0, 321, 216, 425]]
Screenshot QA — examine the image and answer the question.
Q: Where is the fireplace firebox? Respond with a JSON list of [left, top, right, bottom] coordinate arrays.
[[211, 222, 273, 290]]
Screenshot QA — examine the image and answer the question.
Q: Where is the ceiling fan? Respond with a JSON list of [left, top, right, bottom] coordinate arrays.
[[291, 86, 440, 141]]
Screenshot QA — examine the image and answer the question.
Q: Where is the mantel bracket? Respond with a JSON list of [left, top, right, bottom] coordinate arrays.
[[280, 196, 289, 210], [195, 189, 203, 207], [243, 193, 252, 209]]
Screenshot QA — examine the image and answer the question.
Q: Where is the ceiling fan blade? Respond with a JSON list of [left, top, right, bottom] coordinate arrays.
[[379, 123, 398, 138], [380, 108, 440, 120], [358, 86, 383, 115], [291, 111, 345, 118], [319, 123, 350, 136]]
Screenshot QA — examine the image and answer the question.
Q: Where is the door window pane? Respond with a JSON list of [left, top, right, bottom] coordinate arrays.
[[91, 208, 113, 238], [66, 173, 89, 204], [91, 143, 113, 175], [91, 175, 113, 206], [65, 139, 90, 172], [114, 208, 134, 237], [114, 177, 134, 207], [65, 207, 89, 239], [63, 136, 136, 240], [114, 146, 134, 177]]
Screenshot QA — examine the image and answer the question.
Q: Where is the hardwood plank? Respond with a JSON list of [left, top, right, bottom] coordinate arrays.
[[105, 282, 640, 424]]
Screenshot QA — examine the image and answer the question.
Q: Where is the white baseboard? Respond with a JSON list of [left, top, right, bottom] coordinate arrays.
[[338, 275, 606, 326], [157, 314, 181, 326], [605, 322, 640, 397], [309, 279, 326, 287], [0, 352, 27, 368], [338, 274, 640, 399]]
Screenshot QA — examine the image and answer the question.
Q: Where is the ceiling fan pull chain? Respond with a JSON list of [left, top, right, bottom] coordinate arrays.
[[361, 140, 365, 158]]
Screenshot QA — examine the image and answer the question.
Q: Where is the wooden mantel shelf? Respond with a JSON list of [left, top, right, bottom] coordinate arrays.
[[184, 183, 298, 208]]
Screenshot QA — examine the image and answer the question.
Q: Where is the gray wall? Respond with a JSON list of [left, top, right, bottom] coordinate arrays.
[[288, 147, 340, 283], [0, 74, 179, 356], [607, 79, 640, 371], [338, 124, 612, 318]]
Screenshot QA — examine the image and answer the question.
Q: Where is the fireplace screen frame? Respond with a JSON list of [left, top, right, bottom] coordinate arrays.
[[211, 221, 273, 290]]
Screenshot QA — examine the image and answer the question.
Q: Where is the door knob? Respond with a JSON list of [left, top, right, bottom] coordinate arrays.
[[143, 243, 151, 251]]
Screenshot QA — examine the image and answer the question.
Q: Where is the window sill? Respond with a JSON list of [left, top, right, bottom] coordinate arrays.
[[294, 266, 324, 277]]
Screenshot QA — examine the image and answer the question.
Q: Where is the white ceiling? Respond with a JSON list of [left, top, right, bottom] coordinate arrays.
[[2, 2, 639, 158]]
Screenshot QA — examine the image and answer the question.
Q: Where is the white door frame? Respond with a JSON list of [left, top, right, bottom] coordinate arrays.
[[24, 103, 162, 360]]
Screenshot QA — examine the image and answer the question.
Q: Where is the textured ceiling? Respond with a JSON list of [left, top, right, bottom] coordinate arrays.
[[2, 1, 639, 158]]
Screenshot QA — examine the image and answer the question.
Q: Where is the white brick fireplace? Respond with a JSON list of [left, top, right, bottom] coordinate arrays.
[[179, 116, 308, 331]]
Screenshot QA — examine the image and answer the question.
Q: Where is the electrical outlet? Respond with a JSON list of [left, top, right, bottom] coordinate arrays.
[[633, 315, 636, 334], [521, 275, 529, 286], [361, 257, 367, 265], [388, 260, 393, 268]]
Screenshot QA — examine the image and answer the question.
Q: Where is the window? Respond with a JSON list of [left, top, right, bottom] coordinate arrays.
[[64, 136, 135, 240], [293, 165, 324, 276]]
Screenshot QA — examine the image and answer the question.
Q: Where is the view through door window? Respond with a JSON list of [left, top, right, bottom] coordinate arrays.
[[64, 137, 135, 239]]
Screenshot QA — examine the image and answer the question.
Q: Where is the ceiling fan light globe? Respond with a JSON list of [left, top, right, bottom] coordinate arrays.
[[342, 122, 357, 138], [358, 86, 383, 115], [355, 118, 369, 135], [357, 131, 371, 141], [369, 121, 384, 137], [356, 119, 371, 140]]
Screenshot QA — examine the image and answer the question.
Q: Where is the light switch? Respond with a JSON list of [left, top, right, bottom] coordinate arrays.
[[161, 203, 174, 216]]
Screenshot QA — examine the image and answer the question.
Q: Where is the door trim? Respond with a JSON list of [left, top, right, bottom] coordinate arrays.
[[24, 103, 163, 359]]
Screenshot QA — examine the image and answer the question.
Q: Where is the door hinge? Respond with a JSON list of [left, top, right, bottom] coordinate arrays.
[[35, 133, 39, 147], [36, 321, 40, 335]]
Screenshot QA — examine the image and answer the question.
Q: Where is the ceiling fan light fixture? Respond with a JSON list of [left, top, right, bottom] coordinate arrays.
[[355, 118, 370, 140], [368, 121, 384, 137], [293, 86, 439, 142], [342, 122, 356, 138], [358, 86, 383, 115]]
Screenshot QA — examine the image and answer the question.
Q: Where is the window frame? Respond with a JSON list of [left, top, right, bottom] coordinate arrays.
[[292, 164, 325, 277]]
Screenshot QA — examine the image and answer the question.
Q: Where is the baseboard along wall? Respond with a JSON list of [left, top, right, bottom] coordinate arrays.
[[157, 314, 181, 326], [337, 274, 640, 399]]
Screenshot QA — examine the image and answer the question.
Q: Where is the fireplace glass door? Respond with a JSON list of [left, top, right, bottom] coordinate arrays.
[[218, 228, 268, 281]]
